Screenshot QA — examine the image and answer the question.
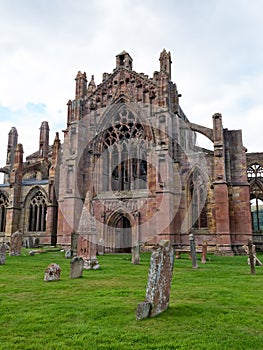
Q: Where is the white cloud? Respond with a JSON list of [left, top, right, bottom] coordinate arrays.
[[0, 0, 262, 168]]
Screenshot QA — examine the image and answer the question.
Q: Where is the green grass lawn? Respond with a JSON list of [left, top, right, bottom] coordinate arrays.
[[1, 249, 263, 350]]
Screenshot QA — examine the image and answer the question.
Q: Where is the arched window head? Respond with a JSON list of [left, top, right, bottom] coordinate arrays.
[[189, 169, 208, 229], [28, 190, 47, 232], [247, 163, 263, 180], [0, 192, 9, 232]]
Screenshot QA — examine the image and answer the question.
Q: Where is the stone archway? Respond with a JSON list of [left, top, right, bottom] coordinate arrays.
[[105, 212, 133, 253], [115, 216, 132, 253]]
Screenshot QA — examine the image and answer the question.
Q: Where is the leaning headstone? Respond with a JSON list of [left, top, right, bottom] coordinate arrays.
[[9, 231, 23, 256], [136, 240, 174, 320], [132, 241, 140, 265], [44, 263, 61, 282], [201, 240, 207, 264], [97, 238, 104, 256], [189, 233, 199, 268], [0, 243, 7, 265], [70, 257, 84, 278]]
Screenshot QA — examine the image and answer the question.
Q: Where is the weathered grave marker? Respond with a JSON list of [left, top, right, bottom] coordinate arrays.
[[132, 241, 140, 265], [77, 192, 100, 270], [44, 263, 61, 281], [9, 231, 23, 256], [70, 257, 84, 278], [189, 233, 199, 269], [136, 240, 174, 320], [65, 249, 72, 259], [243, 240, 262, 273], [0, 243, 7, 265], [71, 231, 78, 257], [77, 235, 100, 269], [97, 238, 104, 256], [201, 240, 207, 264]]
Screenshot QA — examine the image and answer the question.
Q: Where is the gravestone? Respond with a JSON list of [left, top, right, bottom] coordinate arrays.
[[77, 235, 100, 269], [0, 243, 7, 265], [34, 238, 40, 247], [77, 192, 99, 270], [9, 231, 23, 256], [97, 238, 104, 256], [242, 241, 262, 271], [44, 263, 61, 281], [201, 240, 207, 264], [71, 231, 78, 257], [28, 237, 34, 248], [65, 249, 72, 259], [136, 240, 174, 320], [132, 241, 140, 265], [70, 257, 84, 278], [189, 233, 199, 268]]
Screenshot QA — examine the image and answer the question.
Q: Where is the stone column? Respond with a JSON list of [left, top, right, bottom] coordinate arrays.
[[213, 114, 232, 255]]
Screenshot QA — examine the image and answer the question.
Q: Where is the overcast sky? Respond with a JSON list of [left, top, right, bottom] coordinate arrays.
[[0, 0, 262, 168]]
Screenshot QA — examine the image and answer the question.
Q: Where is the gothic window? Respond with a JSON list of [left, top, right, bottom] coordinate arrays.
[[99, 109, 148, 192], [28, 190, 47, 232], [248, 164, 263, 231], [0, 192, 8, 232], [189, 169, 207, 229], [247, 163, 263, 180]]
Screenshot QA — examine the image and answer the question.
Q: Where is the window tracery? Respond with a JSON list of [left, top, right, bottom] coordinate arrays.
[[189, 169, 207, 229], [0, 192, 8, 232], [28, 190, 47, 232], [100, 109, 148, 192], [247, 163, 263, 180], [247, 164, 263, 231]]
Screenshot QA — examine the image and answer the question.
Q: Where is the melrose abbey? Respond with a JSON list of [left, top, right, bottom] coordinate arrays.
[[0, 50, 262, 255]]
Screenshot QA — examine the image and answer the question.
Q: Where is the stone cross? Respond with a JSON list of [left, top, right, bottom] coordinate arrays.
[[9, 231, 23, 256], [136, 240, 174, 320], [189, 233, 199, 268]]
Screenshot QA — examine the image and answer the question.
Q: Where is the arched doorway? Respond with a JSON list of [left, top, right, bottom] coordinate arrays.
[[115, 216, 132, 253], [105, 213, 132, 253]]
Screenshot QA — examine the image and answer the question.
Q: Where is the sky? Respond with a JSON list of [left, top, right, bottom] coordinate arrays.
[[0, 0, 262, 169]]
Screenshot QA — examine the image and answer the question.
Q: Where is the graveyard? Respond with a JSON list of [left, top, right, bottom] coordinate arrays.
[[1, 248, 263, 349]]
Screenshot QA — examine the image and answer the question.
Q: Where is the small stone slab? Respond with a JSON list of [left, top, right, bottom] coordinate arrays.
[[0, 243, 7, 265], [44, 263, 61, 282], [65, 249, 72, 259], [9, 231, 23, 256], [132, 241, 140, 265], [136, 302, 151, 320], [97, 238, 104, 256], [70, 257, 84, 278]]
